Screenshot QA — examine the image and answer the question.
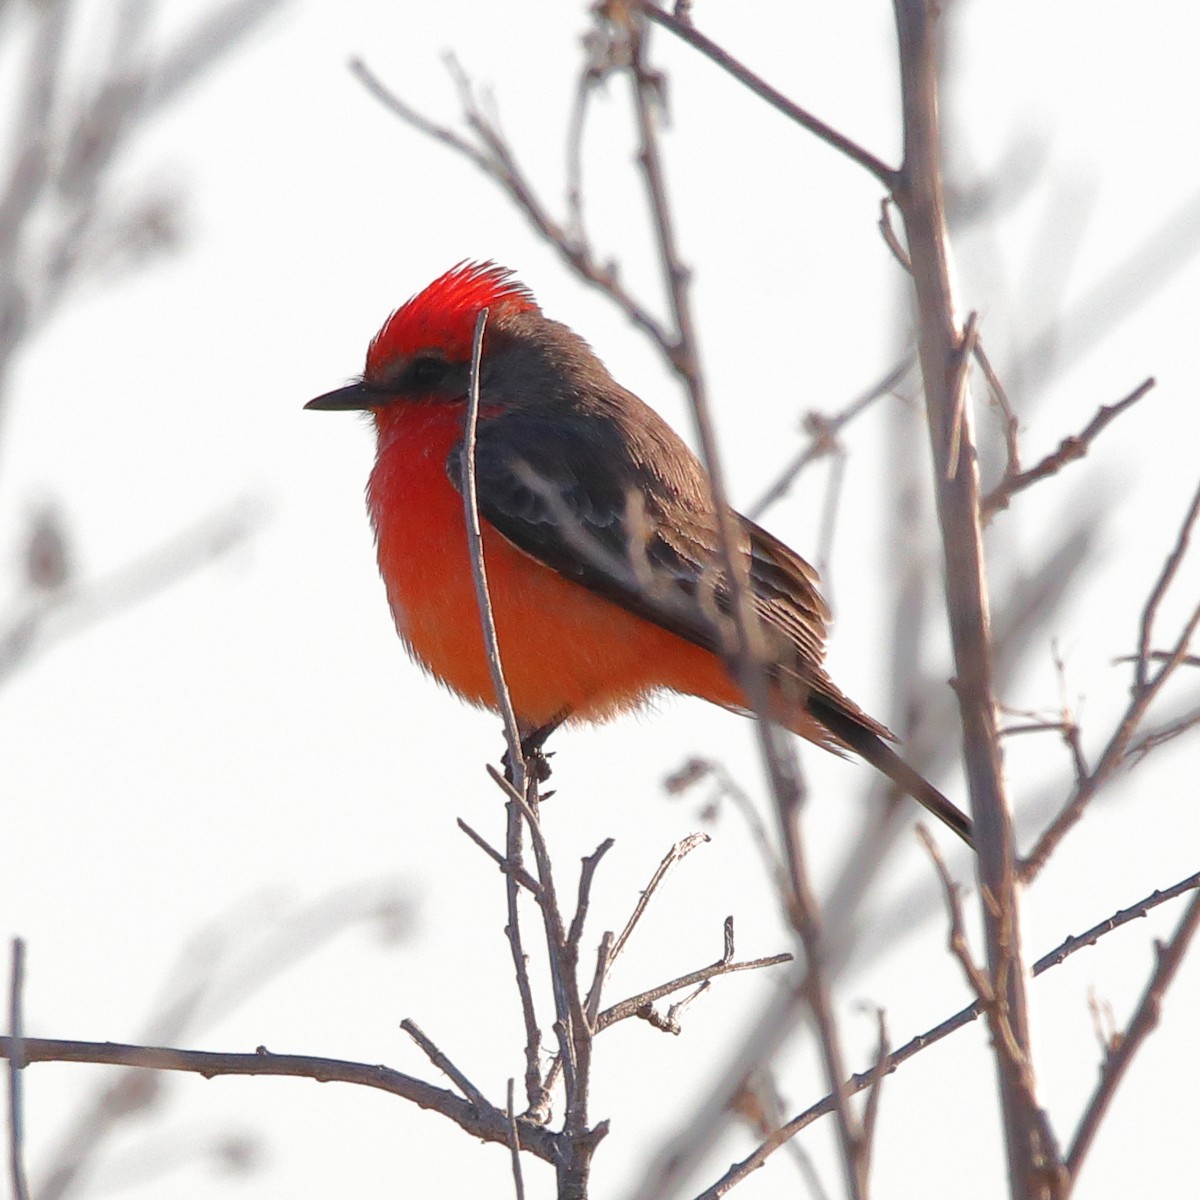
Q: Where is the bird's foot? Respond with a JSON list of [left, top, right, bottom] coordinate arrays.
[[502, 743, 555, 786], [501, 713, 568, 788]]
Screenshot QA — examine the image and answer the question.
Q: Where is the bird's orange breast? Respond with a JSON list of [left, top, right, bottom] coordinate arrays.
[[367, 402, 743, 728]]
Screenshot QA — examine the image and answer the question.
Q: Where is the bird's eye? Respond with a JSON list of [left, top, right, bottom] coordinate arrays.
[[408, 356, 450, 390]]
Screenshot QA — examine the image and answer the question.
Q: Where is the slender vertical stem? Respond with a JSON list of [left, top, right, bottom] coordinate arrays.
[[505, 1077, 527, 1200], [8, 939, 30, 1200], [461, 308, 525, 791], [461, 311, 546, 1112]]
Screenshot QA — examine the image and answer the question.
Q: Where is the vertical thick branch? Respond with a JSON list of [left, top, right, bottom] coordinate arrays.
[[891, 3, 1055, 1195]]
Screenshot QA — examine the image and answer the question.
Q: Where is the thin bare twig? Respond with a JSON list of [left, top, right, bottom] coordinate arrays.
[[1064, 889, 1200, 1190], [542, 835, 782, 1084], [596, 945, 791, 1032], [608, 833, 710, 968], [584, 933, 614, 1032], [946, 311, 980, 481], [572, 851, 789, 1039], [636, 2, 898, 188], [859, 1009, 890, 1182], [7, 940, 30, 1200], [566, 840, 615, 957], [1032, 870, 1200, 972], [536, 880, 583, 1094], [816, 395, 942, 969], [982, 378, 1156, 520], [506, 1078, 526, 1200], [630, 810, 820, 1189], [1000, 719, 1073, 738], [974, 340, 1021, 478], [455, 817, 542, 895], [878, 197, 913, 271], [400, 1019, 489, 1111], [659, 979, 711, 1031]]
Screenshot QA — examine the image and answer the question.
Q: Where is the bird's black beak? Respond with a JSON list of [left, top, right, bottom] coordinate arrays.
[[304, 381, 377, 411]]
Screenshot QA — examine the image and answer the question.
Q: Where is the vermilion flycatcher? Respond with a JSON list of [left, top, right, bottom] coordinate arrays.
[[307, 262, 972, 846]]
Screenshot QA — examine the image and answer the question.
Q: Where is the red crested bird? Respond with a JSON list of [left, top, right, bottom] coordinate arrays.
[[307, 261, 972, 846]]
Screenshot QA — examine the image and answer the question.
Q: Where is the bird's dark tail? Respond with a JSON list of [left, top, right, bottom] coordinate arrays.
[[807, 698, 974, 849]]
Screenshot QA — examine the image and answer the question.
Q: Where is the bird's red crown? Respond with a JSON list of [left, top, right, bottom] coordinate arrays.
[[365, 261, 538, 378]]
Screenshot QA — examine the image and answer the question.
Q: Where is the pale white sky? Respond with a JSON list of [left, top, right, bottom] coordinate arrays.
[[3, 3, 1198, 1198]]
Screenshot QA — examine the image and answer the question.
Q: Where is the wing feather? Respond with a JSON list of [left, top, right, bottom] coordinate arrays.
[[447, 407, 890, 741]]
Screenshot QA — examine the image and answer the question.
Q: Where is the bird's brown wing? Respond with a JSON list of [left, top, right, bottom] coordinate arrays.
[[447, 409, 887, 738]]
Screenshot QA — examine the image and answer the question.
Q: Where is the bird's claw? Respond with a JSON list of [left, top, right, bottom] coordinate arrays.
[[501, 712, 568, 786], [502, 744, 555, 786]]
